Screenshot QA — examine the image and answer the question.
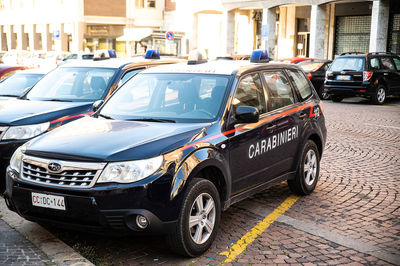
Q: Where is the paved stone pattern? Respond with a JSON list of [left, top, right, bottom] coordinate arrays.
[[46, 98, 400, 265], [0, 219, 52, 265]]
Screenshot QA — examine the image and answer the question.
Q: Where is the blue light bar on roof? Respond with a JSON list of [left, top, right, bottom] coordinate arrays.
[[145, 49, 160, 59], [250, 50, 269, 63]]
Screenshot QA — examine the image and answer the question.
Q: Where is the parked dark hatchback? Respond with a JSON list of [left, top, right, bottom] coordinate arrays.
[[5, 58, 326, 257], [325, 52, 400, 104], [0, 56, 181, 185], [298, 60, 332, 100]]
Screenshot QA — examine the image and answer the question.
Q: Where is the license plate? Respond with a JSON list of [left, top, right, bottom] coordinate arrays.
[[336, 75, 351, 81], [32, 192, 66, 211]]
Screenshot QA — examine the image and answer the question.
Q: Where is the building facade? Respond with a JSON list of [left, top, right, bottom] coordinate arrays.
[[221, 0, 399, 59], [0, 0, 182, 56], [0, 0, 398, 59]]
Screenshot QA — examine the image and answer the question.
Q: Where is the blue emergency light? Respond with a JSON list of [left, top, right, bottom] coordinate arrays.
[[250, 50, 269, 63], [145, 49, 160, 59]]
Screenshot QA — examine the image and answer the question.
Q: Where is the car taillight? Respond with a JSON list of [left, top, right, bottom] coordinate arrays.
[[363, 71, 372, 81], [307, 73, 312, 79]]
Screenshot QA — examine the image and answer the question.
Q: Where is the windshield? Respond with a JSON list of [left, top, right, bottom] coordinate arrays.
[[330, 57, 365, 72], [100, 73, 231, 123], [298, 62, 324, 72], [0, 73, 43, 97], [26, 67, 117, 102]]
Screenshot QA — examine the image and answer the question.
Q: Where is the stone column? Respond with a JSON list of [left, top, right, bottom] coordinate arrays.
[[0, 26, 7, 51], [15, 25, 26, 50], [309, 4, 326, 59], [261, 7, 276, 59], [41, 24, 52, 51], [71, 21, 84, 52], [6, 25, 16, 50], [223, 9, 235, 55], [369, 0, 389, 52], [54, 24, 68, 52], [28, 24, 40, 51]]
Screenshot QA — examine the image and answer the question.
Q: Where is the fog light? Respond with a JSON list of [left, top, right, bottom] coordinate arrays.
[[136, 215, 148, 229]]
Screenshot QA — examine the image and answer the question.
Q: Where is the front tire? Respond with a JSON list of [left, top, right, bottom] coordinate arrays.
[[371, 85, 386, 105], [288, 140, 320, 195], [167, 178, 221, 257]]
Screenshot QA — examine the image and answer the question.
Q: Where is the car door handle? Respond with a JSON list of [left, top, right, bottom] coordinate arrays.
[[265, 124, 277, 131], [299, 112, 308, 119], [384, 73, 389, 76]]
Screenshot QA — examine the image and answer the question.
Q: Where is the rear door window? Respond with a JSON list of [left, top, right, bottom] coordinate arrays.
[[393, 57, 400, 70], [263, 71, 295, 111], [380, 57, 396, 70], [287, 70, 313, 100]]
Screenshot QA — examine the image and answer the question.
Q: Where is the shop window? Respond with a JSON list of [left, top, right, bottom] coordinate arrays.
[[136, 0, 155, 8], [147, 0, 155, 8]]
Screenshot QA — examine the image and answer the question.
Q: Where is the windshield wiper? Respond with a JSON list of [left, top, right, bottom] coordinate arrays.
[[43, 99, 73, 102], [340, 69, 357, 72], [98, 113, 114, 120], [128, 118, 176, 123], [0, 94, 18, 97]]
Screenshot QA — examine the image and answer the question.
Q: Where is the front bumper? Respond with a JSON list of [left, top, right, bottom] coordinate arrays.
[[5, 167, 179, 234]]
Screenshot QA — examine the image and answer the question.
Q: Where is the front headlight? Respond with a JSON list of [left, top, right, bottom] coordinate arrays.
[[3, 122, 50, 140], [97, 156, 163, 184], [9, 143, 28, 173]]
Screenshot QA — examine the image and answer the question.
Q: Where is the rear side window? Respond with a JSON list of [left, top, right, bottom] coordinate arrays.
[[287, 70, 313, 100], [330, 57, 365, 72], [380, 57, 395, 70], [263, 71, 295, 111], [232, 73, 266, 115], [369, 58, 380, 70], [393, 57, 400, 70]]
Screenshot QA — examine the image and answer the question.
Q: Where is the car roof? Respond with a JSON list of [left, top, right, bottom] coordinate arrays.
[[59, 57, 183, 69], [142, 60, 302, 76]]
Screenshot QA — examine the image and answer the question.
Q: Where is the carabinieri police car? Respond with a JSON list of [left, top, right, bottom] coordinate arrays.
[[0, 50, 180, 187], [4, 51, 327, 257]]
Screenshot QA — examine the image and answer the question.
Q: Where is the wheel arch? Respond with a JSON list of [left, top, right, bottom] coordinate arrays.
[[170, 147, 231, 206]]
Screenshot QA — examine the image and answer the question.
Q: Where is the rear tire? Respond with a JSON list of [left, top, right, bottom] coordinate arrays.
[[318, 85, 330, 100], [166, 178, 221, 257], [331, 96, 343, 102], [371, 85, 386, 105], [288, 140, 320, 195]]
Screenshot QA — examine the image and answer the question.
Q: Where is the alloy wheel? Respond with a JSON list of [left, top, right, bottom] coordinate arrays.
[[189, 193, 216, 245], [377, 88, 386, 103], [304, 149, 317, 186]]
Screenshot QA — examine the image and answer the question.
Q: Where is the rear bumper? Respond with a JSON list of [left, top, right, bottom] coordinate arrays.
[[324, 83, 375, 97]]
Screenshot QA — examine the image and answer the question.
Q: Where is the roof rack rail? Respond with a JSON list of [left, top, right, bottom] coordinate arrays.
[[340, 52, 364, 56], [368, 51, 396, 56]]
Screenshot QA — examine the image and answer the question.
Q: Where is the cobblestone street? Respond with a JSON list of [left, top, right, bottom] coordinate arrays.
[[44, 98, 400, 265], [1, 97, 399, 265]]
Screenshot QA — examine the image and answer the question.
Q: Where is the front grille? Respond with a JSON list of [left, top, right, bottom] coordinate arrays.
[[0, 126, 8, 140], [20, 155, 106, 188]]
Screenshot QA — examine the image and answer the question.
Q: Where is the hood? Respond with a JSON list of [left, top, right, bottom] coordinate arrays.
[[26, 117, 210, 161], [0, 96, 15, 101], [0, 99, 92, 126]]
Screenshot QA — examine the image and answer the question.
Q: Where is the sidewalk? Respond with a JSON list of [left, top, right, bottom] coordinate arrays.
[[0, 219, 52, 265], [0, 196, 93, 266]]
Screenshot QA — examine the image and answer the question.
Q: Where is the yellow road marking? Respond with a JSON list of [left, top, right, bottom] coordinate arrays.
[[220, 195, 300, 263]]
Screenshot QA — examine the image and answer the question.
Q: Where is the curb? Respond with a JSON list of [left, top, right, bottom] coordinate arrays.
[[0, 198, 93, 266]]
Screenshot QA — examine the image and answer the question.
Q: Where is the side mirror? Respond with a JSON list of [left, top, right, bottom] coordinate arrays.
[[93, 100, 104, 112], [233, 106, 259, 124]]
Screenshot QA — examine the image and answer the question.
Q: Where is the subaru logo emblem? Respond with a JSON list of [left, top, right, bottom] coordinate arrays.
[[48, 162, 62, 172]]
